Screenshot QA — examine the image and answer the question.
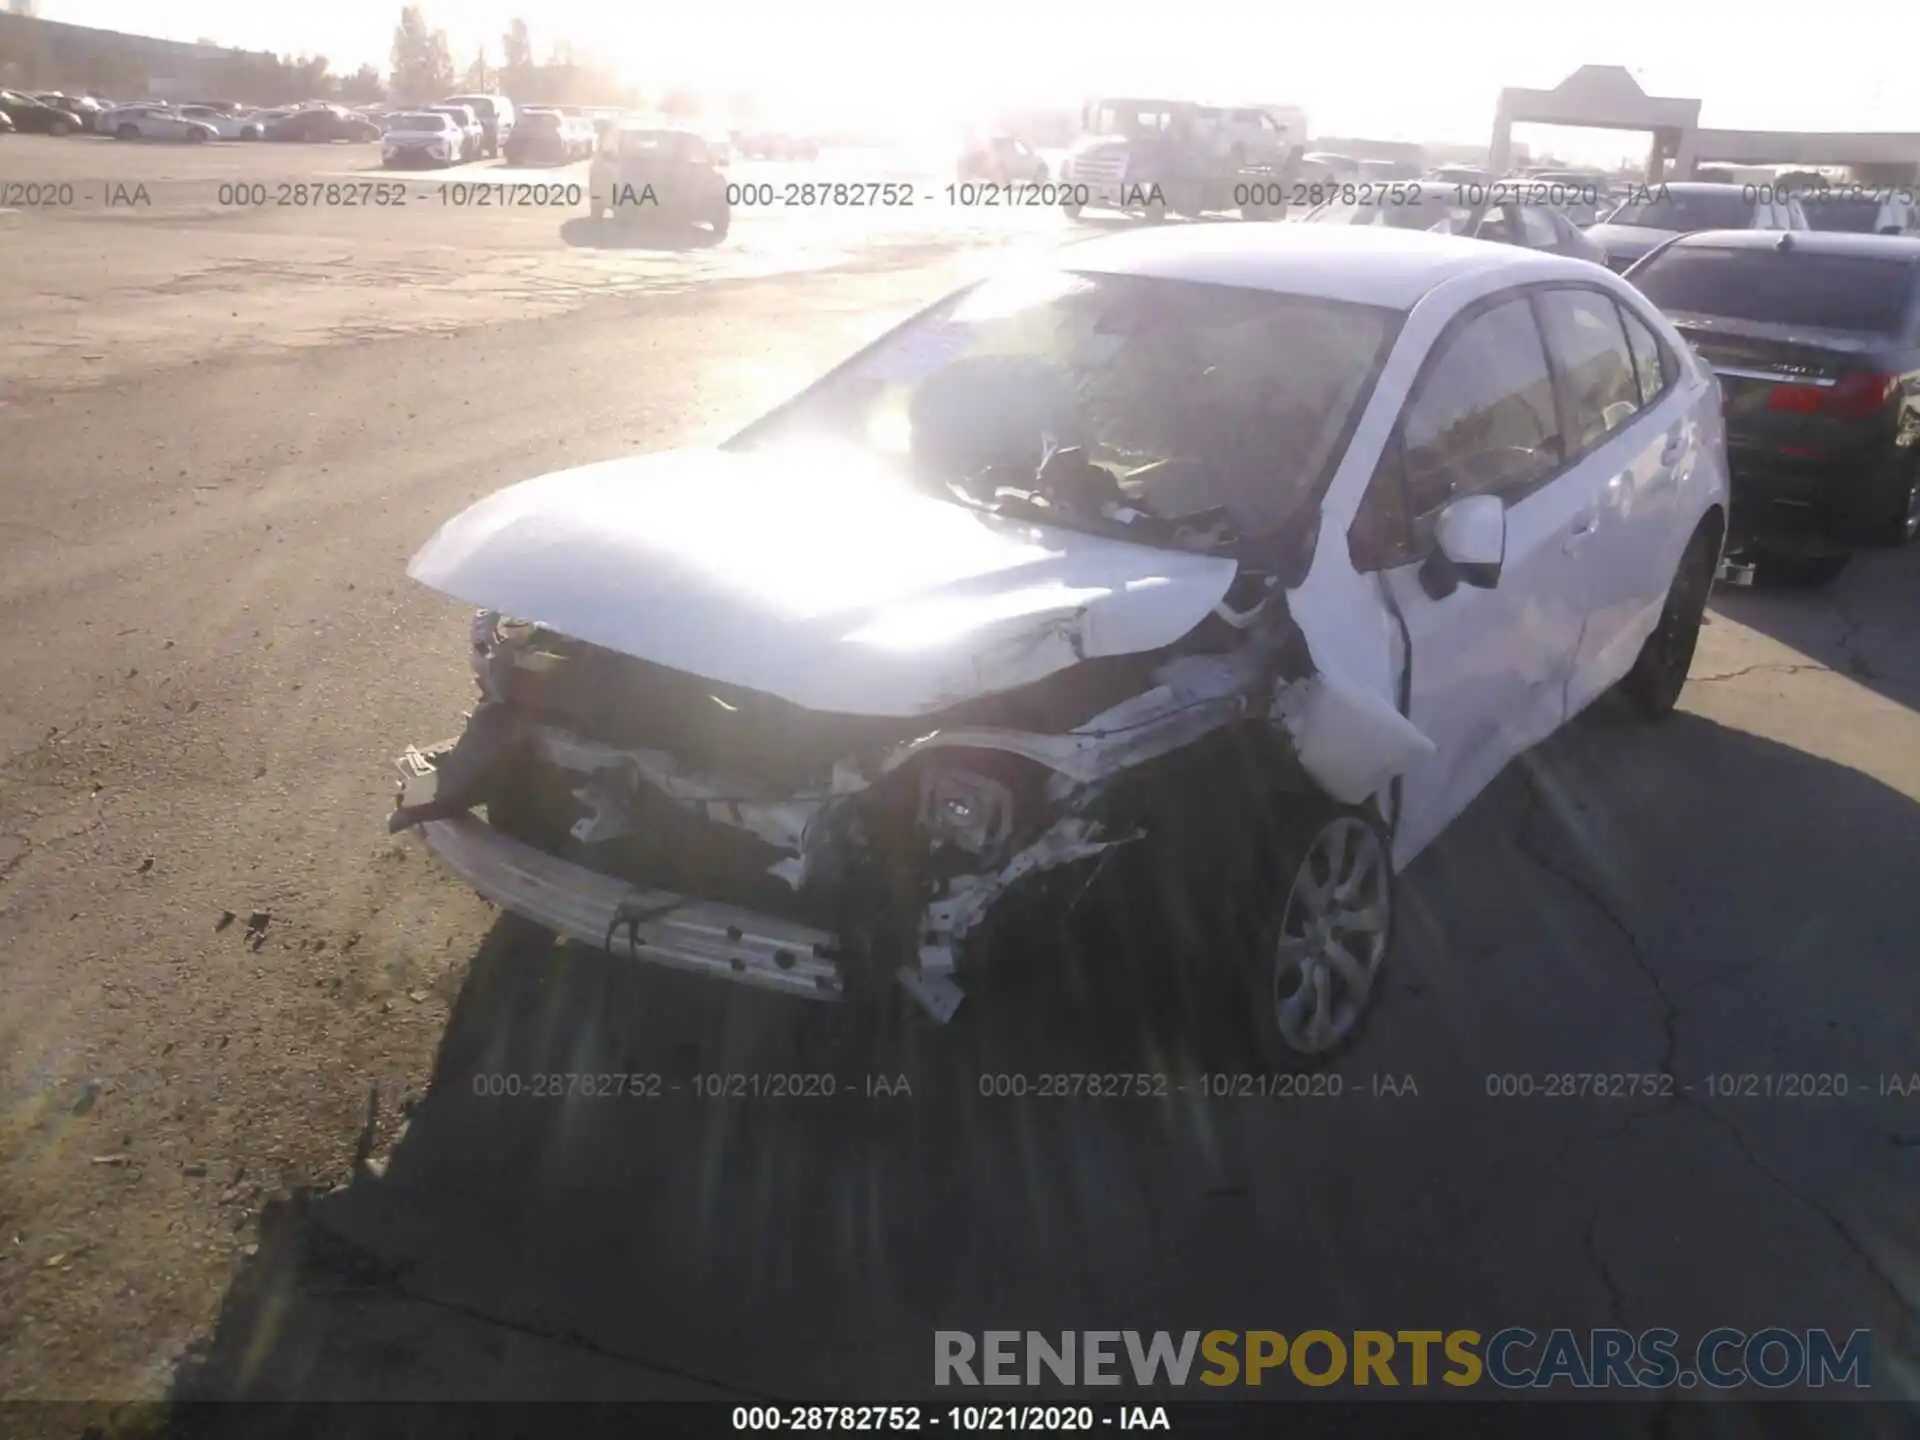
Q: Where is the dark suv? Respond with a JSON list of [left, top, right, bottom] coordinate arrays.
[[1627, 229, 1920, 582]]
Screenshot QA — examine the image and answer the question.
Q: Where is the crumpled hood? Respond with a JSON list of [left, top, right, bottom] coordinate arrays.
[[407, 447, 1240, 718]]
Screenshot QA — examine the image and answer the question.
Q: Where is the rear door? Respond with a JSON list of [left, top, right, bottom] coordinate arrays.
[[1534, 285, 1692, 709], [1346, 293, 1591, 866]]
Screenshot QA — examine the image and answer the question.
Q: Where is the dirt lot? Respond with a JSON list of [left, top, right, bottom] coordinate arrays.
[[0, 136, 1916, 1427]]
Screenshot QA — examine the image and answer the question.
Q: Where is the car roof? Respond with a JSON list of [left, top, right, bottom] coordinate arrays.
[[1061, 222, 1589, 310], [1668, 229, 1920, 258]]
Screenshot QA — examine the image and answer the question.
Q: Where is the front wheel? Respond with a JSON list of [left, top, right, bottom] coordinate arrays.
[[1061, 200, 1084, 219], [50, 118, 73, 137], [116, 123, 139, 141], [709, 208, 731, 240], [1226, 803, 1396, 1066], [185, 129, 207, 143], [1619, 520, 1717, 718]]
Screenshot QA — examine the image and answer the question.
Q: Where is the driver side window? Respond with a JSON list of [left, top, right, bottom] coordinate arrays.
[[1350, 296, 1564, 571]]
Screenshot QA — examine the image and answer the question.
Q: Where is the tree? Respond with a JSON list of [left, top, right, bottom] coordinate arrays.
[[462, 45, 491, 92], [286, 53, 332, 100], [339, 63, 385, 103], [390, 5, 454, 104], [502, 18, 532, 70]]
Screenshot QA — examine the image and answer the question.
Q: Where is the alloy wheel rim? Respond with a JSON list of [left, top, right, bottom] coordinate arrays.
[[1272, 818, 1391, 1054]]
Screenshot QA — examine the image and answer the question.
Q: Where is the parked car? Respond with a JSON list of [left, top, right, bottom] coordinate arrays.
[[1586, 182, 1808, 273], [264, 106, 380, 143], [505, 108, 586, 165], [422, 104, 484, 162], [958, 135, 1049, 185], [175, 105, 265, 141], [381, 111, 465, 169], [33, 91, 105, 118], [105, 106, 219, 143], [1302, 181, 1607, 263], [588, 123, 731, 237], [1799, 190, 1917, 237], [0, 90, 87, 136], [1626, 230, 1920, 582], [442, 92, 516, 158], [389, 224, 1729, 1063]]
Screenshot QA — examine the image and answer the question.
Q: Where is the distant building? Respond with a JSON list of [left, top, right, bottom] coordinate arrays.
[[0, 11, 230, 97]]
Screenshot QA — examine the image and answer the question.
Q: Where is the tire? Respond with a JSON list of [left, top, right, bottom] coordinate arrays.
[[50, 118, 73, 137], [1619, 520, 1717, 718], [186, 129, 207, 143], [116, 123, 139, 141], [1211, 800, 1396, 1068], [1062, 201, 1084, 219], [709, 207, 731, 241]]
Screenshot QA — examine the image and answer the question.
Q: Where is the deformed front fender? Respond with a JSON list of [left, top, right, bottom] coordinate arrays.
[[1269, 670, 1435, 807]]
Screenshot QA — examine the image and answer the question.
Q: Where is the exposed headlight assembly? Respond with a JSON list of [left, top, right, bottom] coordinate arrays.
[[918, 764, 1015, 858]]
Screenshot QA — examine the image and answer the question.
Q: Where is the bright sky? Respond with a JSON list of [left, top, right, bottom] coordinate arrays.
[[39, 0, 1920, 159]]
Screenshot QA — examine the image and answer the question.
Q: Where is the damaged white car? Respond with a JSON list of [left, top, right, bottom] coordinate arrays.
[[390, 224, 1730, 1061]]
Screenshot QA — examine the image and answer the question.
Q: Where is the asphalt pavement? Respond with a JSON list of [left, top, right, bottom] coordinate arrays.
[[0, 134, 1915, 1425]]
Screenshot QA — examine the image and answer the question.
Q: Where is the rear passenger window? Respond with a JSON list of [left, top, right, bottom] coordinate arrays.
[[1537, 288, 1642, 453], [1400, 297, 1565, 516], [1615, 303, 1671, 405]]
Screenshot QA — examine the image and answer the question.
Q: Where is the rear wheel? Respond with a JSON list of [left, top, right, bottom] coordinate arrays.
[[1620, 520, 1717, 718], [185, 128, 207, 143], [709, 207, 731, 240], [116, 123, 138, 141], [1061, 200, 1084, 219], [49, 118, 73, 137]]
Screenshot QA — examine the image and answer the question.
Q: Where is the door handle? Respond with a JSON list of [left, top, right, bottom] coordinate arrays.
[[1660, 431, 1684, 464], [1563, 514, 1597, 553]]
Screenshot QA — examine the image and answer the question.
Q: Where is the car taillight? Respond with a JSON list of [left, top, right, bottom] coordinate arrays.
[[1767, 371, 1899, 420]]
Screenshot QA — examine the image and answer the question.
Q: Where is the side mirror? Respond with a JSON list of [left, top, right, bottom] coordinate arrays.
[[1420, 493, 1506, 599]]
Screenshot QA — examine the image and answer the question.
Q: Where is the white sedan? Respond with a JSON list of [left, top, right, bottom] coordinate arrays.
[[102, 106, 218, 143], [381, 112, 465, 169], [175, 105, 265, 141], [389, 224, 1730, 1062]]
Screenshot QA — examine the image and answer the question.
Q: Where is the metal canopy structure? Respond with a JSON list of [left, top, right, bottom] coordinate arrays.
[[1491, 64, 1920, 184]]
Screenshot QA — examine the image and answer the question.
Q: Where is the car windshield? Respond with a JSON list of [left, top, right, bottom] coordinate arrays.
[[1632, 247, 1916, 333], [520, 112, 562, 130], [392, 114, 447, 130], [1801, 198, 1886, 234], [739, 268, 1399, 549], [448, 98, 496, 119], [1606, 190, 1751, 230]]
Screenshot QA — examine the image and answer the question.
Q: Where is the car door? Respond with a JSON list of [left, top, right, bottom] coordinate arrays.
[[1345, 292, 1590, 867], [1533, 284, 1689, 712]]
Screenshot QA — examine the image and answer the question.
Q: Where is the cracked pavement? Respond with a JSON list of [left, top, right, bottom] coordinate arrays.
[[0, 147, 1917, 1421]]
